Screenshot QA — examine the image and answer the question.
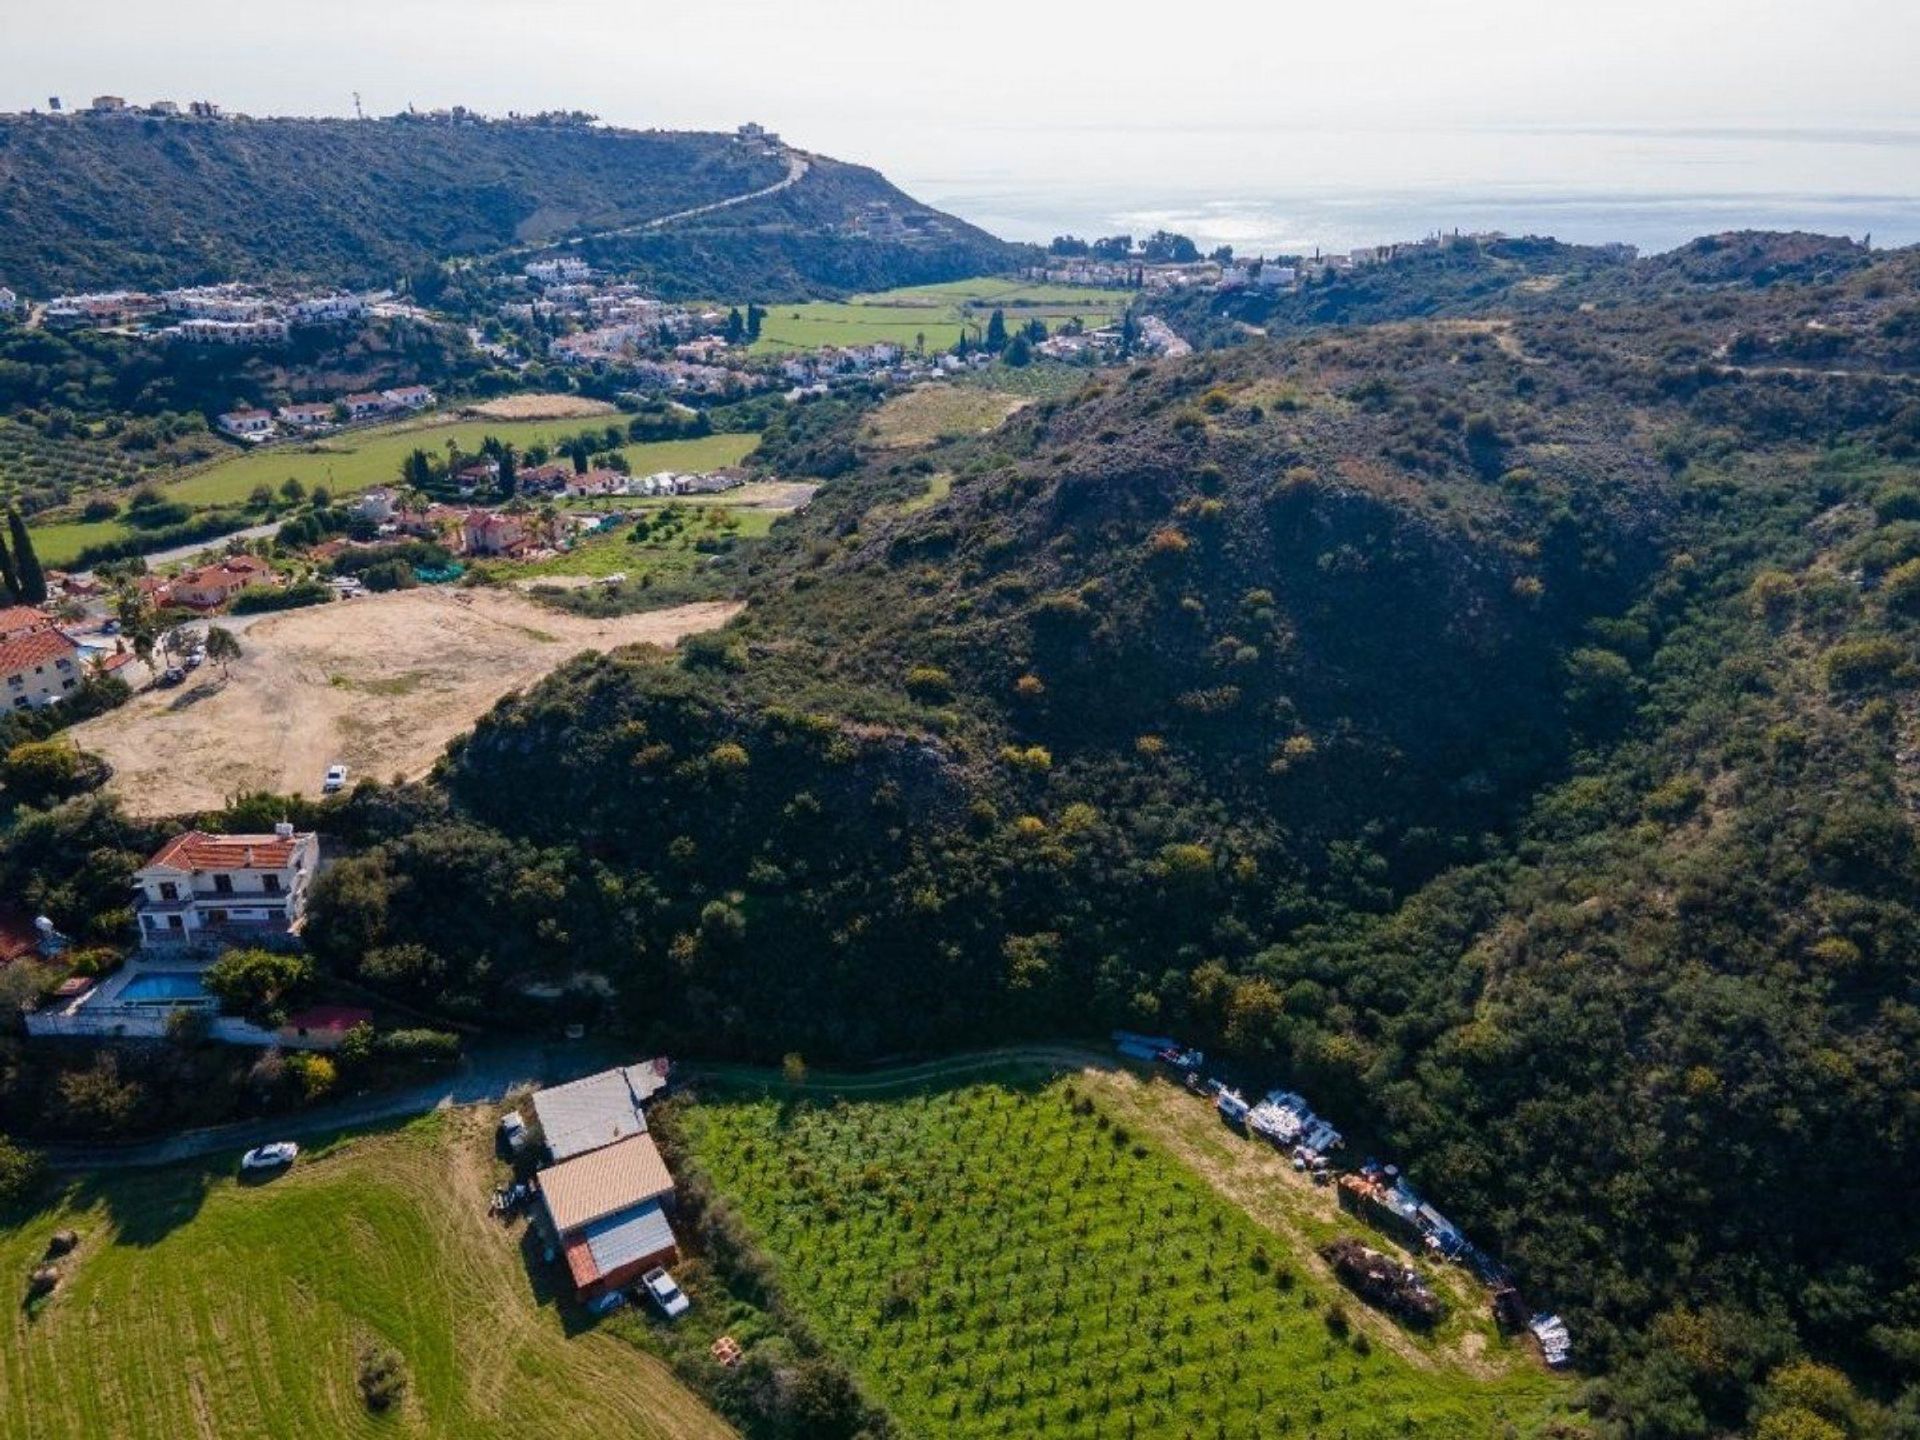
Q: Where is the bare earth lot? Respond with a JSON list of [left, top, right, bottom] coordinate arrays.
[[74, 589, 739, 815], [460, 393, 618, 420]]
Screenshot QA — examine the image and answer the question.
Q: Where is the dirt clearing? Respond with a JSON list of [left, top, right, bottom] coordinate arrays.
[[73, 589, 739, 816], [461, 394, 617, 420]]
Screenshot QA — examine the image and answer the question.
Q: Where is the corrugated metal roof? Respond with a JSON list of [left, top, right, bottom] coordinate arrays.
[[538, 1133, 674, 1233], [582, 1199, 677, 1279], [531, 1063, 667, 1162]]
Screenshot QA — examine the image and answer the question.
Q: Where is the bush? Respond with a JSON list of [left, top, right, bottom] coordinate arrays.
[[203, 948, 312, 1025], [356, 1343, 406, 1412], [1825, 637, 1909, 693], [229, 581, 332, 614], [0, 1134, 46, 1209], [2, 741, 110, 806], [373, 1028, 461, 1066], [904, 665, 954, 701]]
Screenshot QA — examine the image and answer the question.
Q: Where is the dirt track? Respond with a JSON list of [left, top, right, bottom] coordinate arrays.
[[73, 588, 739, 815]]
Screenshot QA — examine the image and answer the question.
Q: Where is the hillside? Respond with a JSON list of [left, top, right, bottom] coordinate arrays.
[[259, 236, 1920, 1438], [0, 114, 1017, 293]]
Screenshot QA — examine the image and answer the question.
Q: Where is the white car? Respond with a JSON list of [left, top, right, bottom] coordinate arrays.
[[322, 764, 349, 794], [241, 1141, 299, 1172], [641, 1266, 690, 1319]]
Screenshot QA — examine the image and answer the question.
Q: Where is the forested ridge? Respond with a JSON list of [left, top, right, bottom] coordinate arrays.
[[0, 115, 1017, 294], [7, 232, 1920, 1436]]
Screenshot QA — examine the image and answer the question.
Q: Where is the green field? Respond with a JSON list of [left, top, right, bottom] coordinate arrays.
[[491, 502, 778, 582], [681, 1062, 1571, 1439], [751, 276, 1134, 355], [29, 423, 762, 566], [0, 1112, 733, 1440]]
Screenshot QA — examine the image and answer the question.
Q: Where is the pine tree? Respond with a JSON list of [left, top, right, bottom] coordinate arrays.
[[985, 309, 1008, 351], [6, 510, 46, 604], [0, 524, 19, 603]]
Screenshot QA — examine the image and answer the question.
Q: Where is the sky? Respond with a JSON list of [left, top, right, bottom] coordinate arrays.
[[6, 0, 1919, 252]]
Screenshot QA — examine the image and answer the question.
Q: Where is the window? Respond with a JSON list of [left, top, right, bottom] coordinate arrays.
[[213, 874, 233, 895], [167, 915, 184, 931], [158, 881, 178, 901], [263, 874, 281, 895]]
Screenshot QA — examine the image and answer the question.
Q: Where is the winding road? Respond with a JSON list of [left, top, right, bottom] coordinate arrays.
[[504, 148, 811, 263]]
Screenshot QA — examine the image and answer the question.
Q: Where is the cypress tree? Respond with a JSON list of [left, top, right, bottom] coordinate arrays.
[[0, 524, 18, 603], [6, 510, 46, 603]]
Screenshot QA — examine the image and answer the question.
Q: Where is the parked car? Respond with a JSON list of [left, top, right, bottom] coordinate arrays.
[[498, 1112, 528, 1154], [642, 1266, 690, 1319], [586, 1289, 626, 1316], [101, 618, 120, 635], [322, 763, 349, 793], [157, 667, 186, 687], [240, 1141, 299, 1172], [184, 651, 204, 671]]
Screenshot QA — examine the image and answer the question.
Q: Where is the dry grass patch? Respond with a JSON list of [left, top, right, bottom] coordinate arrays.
[[861, 385, 1030, 450], [71, 588, 739, 814]]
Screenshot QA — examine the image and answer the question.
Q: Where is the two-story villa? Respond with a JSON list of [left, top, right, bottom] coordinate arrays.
[[132, 824, 319, 946]]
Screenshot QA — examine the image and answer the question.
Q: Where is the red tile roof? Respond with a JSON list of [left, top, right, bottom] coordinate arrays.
[[0, 606, 50, 640], [0, 627, 80, 678], [283, 1006, 374, 1033], [143, 830, 307, 872]]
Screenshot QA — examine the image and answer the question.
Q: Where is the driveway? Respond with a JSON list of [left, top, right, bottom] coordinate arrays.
[[40, 1040, 619, 1171]]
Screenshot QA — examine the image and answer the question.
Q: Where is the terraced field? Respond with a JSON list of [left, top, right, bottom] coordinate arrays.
[[681, 1058, 1572, 1439], [0, 1110, 734, 1440]]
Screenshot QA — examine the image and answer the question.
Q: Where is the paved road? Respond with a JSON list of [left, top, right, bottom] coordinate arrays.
[[506, 149, 811, 262], [41, 1040, 617, 1171], [71, 521, 282, 584]]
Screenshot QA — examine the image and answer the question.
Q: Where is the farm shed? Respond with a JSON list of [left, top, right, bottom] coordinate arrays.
[[563, 1198, 679, 1300], [537, 1132, 680, 1302], [531, 1059, 671, 1162], [538, 1133, 675, 1233]]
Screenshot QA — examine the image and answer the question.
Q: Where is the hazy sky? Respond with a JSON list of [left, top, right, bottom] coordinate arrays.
[[6, 0, 1919, 250]]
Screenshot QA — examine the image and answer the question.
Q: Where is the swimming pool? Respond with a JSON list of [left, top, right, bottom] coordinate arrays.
[[116, 972, 212, 1005]]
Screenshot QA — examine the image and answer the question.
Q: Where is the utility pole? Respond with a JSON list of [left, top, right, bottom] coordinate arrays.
[[353, 90, 364, 121]]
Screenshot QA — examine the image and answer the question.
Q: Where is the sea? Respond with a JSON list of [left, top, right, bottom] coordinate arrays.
[[885, 123, 1920, 258]]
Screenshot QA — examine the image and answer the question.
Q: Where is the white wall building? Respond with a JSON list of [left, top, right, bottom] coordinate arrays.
[[132, 826, 319, 947]]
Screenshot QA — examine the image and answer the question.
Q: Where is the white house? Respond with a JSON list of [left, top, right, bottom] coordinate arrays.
[[174, 317, 289, 345], [380, 385, 434, 410], [339, 392, 393, 421], [353, 487, 397, 523], [217, 408, 274, 439], [525, 257, 591, 285], [132, 825, 319, 947], [0, 287, 17, 316], [2, 624, 83, 710], [277, 401, 335, 429]]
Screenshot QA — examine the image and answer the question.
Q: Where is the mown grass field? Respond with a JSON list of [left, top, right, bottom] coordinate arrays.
[[28, 423, 761, 565], [681, 1062, 1572, 1439], [0, 1111, 734, 1440], [750, 276, 1133, 355]]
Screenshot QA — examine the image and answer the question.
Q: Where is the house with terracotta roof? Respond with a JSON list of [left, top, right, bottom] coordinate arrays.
[[462, 509, 530, 557], [537, 1132, 680, 1300], [0, 606, 52, 642], [217, 408, 274, 439], [170, 554, 274, 609], [132, 823, 319, 946], [2, 626, 84, 710], [381, 385, 434, 410]]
